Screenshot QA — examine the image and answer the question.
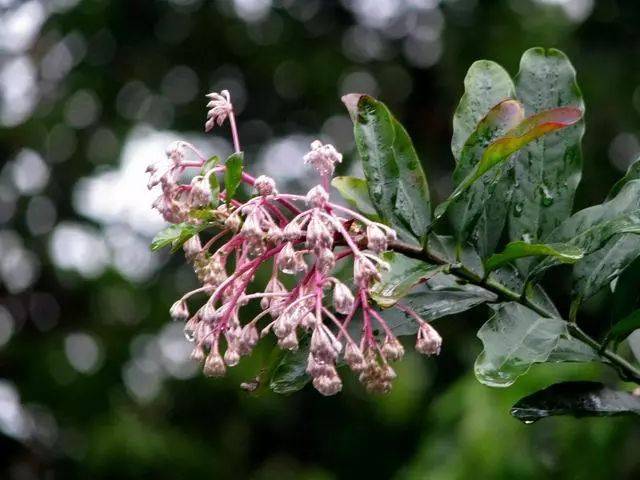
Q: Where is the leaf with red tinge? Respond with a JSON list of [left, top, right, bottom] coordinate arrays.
[[435, 107, 583, 220]]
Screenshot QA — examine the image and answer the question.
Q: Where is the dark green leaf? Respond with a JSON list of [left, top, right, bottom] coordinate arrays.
[[603, 309, 640, 349], [572, 157, 640, 301], [376, 273, 497, 336], [511, 381, 640, 422], [531, 180, 640, 278], [224, 152, 243, 204], [449, 100, 525, 257], [426, 234, 484, 277], [451, 60, 516, 162], [435, 107, 582, 221], [509, 48, 585, 244], [485, 241, 583, 274], [370, 252, 443, 307], [343, 93, 431, 244], [201, 155, 220, 174], [269, 335, 310, 394], [150, 223, 211, 253], [475, 302, 568, 387], [330, 176, 379, 219]]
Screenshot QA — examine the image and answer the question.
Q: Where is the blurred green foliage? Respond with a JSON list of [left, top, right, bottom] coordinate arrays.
[[1, 0, 640, 478]]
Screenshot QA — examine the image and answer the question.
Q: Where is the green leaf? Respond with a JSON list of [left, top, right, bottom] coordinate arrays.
[[449, 100, 525, 257], [484, 241, 583, 274], [451, 60, 516, 162], [201, 155, 220, 174], [509, 48, 585, 244], [208, 172, 220, 208], [572, 157, 640, 301], [546, 336, 600, 363], [224, 152, 243, 204], [602, 309, 640, 349], [370, 252, 443, 307], [269, 335, 310, 394], [435, 107, 582, 221], [510, 382, 640, 422], [330, 176, 379, 219], [531, 180, 640, 278], [376, 272, 497, 336], [427, 234, 484, 277], [343, 93, 431, 244], [475, 302, 568, 387], [150, 223, 210, 253]]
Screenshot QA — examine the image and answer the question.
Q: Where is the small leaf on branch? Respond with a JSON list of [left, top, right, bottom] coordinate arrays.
[[484, 241, 583, 274], [201, 155, 220, 174], [602, 309, 640, 350], [150, 223, 211, 253], [510, 381, 640, 422]]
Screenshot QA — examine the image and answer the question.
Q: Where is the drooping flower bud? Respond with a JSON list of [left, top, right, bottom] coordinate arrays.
[[254, 175, 277, 196], [205, 90, 233, 132], [306, 214, 333, 253], [189, 175, 211, 207], [223, 347, 240, 366], [354, 255, 381, 288], [416, 322, 442, 356], [305, 185, 329, 208], [165, 141, 185, 163], [317, 248, 335, 274], [203, 351, 226, 377], [344, 342, 365, 372], [183, 235, 202, 261], [333, 281, 354, 315], [381, 336, 405, 362], [170, 300, 189, 321]]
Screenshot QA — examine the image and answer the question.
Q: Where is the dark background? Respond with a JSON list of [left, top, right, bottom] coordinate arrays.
[[1, 0, 640, 478]]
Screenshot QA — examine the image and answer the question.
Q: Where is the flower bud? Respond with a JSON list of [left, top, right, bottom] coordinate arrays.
[[170, 300, 189, 321], [190, 345, 206, 362], [189, 175, 211, 207], [316, 248, 335, 274], [366, 225, 388, 253], [306, 214, 333, 252], [306, 185, 329, 208], [303, 140, 343, 176], [344, 343, 365, 372], [223, 347, 240, 366], [416, 322, 442, 356], [333, 281, 354, 315], [266, 225, 283, 243], [278, 331, 299, 351], [183, 235, 202, 261], [354, 255, 381, 288], [381, 336, 405, 362], [203, 352, 226, 377], [283, 221, 303, 241], [254, 175, 277, 196]]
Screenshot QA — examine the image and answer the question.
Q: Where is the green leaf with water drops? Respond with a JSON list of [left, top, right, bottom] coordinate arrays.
[[427, 234, 485, 277], [475, 302, 568, 387], [343, 93, 431, 244], [484, 241, 583, 274], [530, 180, 640, 279], [150, 222, 211, 253], [572, 157, 640, 301], [451, 60, 516, 162], [331, 176, 380, 220], [509, 48, 585, 245], [370, 252, 444, 308], [511, 382, 640, 423], [434, 107, 582, 222], [448, 100, 525, 257], [224, 152, 243, 204], [269, 335, 310, 394]]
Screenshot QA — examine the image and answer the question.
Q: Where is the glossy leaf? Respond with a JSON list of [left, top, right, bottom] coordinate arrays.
[[509, 48, 585, 244], [269, 335, 310, 394], [434, 107, 582, 221], [343, 93, 431, 243], [531, 180, 640, 278], [475, 302, 568, 387], [511, 382, 640, 422], [448, 100, 525, 256], [602, 309, 640, 349], [377, 273, 497, 336], [331, 176, 379, 219], [150, 223, 210, 253], [451, 60, 515, 162], [572, 157, 640, 301], [427, 234, 484, 277], [484, 241, 583, 274], [546, 336, 600, 363], [224, 152, 243, 204], [209, 171, 220, 208], [370, 252, 443, 307]]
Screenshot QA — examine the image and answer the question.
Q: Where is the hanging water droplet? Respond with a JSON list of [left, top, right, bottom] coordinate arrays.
[[540, 184, 554, 207], [184, 326, 196, 342], [513, 203, 523, 217], [522, 232, 533, 243], [523, 419, 536, 425]]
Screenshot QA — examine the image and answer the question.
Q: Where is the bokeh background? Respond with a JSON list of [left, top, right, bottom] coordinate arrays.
[[1, 0, 640, 478]]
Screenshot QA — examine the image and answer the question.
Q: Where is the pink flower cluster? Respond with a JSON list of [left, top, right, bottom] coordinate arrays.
[[147, 91, 442, 395]]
